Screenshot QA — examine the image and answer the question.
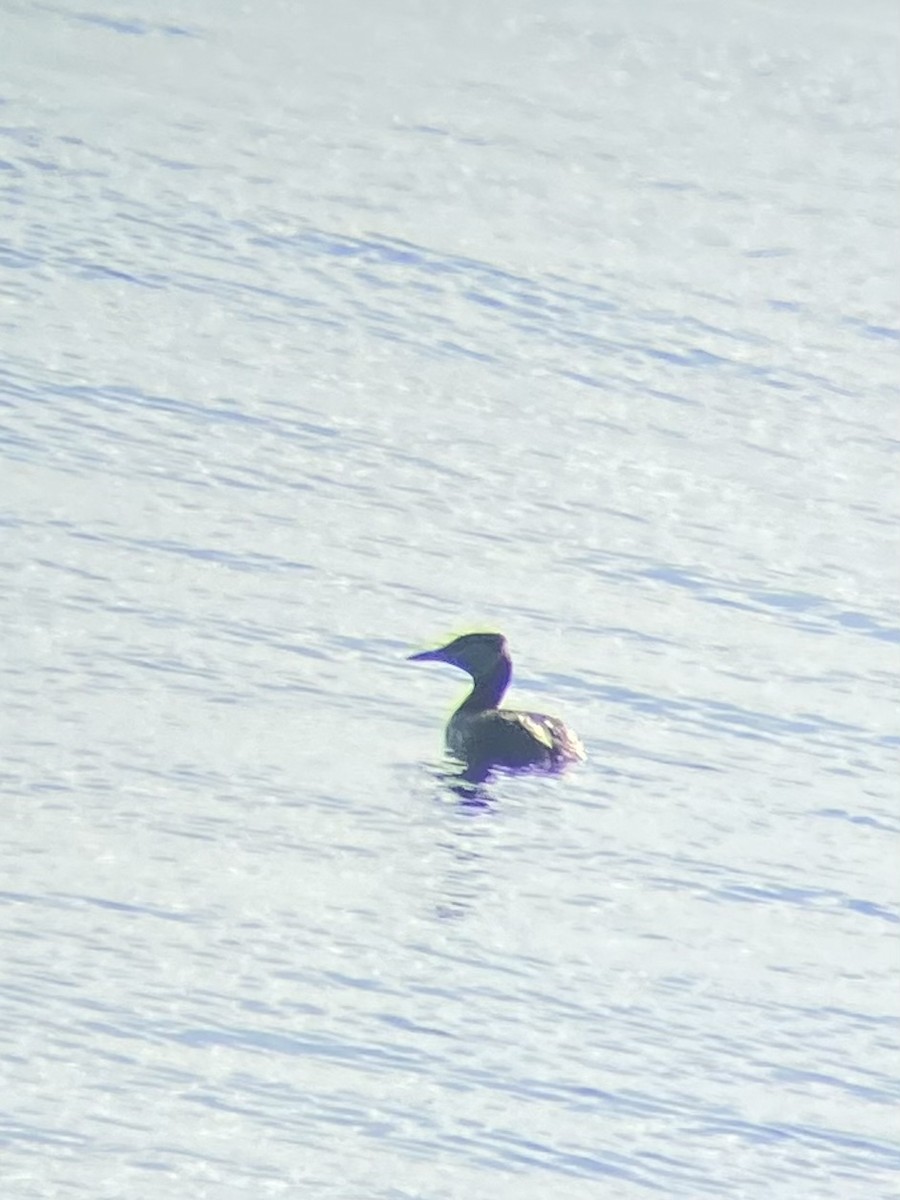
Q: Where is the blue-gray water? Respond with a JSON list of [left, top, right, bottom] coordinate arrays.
[[2, 1, 898, 1197]]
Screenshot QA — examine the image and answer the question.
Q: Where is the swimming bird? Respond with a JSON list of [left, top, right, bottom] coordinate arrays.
[[408, 632, 585, 777]]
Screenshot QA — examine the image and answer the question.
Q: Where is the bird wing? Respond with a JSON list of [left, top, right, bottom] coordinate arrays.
[[449, 709, 584, 770], [457, 709, 556, 767], [497, 710, 556, 751]]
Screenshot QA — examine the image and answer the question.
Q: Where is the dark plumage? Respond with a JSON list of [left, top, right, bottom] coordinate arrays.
[[408, 632, 585, 776]]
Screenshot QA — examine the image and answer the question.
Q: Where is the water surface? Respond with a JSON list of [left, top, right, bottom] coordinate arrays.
[[1, 1, 898, 1197]]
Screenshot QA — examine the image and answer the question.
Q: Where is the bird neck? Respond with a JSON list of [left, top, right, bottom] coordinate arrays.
[[457, 657, 511, 715]]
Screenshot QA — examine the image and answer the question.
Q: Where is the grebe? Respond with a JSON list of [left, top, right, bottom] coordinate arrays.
[[408, 632, 585, 776]]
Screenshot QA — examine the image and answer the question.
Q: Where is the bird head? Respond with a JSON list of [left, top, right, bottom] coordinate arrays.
[[408, 632, 509, 679]]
